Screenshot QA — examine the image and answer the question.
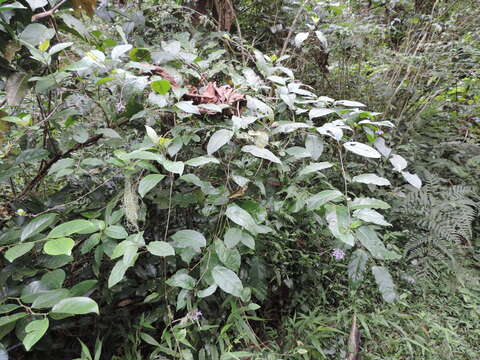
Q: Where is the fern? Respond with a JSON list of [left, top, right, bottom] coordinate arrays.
[[397, 173, 478, 280]]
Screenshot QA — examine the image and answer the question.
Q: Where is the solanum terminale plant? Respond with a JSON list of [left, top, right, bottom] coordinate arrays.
[[0, 7, 422, 358]]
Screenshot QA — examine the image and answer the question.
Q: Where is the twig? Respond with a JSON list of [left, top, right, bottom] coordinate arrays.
[[31, 0, 67, 22], [16, 134, 103, 199], [279, 0, 309, 59]]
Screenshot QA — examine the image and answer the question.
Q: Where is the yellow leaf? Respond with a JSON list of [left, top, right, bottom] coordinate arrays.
[[39, 40, 50, 52]]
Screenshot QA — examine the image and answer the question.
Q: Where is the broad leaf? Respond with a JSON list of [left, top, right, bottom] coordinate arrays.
[[305, 134, 324, 160], [43, 237, 75, 256], [6, 72, 30, 106], [146, 241, 175, 257], [309, 108, 335, 119], [185, 156, 220, 167], [344, 142, 381, 158], [207, 129, 234, 155], [241, 145, 281, 164], [225, 204, 258, 235], [306, 190, 343, 211], [5, 242, 35, 262], [48, 220, 95, 238], [212, 265, 243, 297], [389, 154, 407, 171], [401, 171, 422, 189], [151, 79, 171, 94], [325, 204, 354, 246], [166, 270, 195, 290], [171, 230, 206, 251], [298, 162, 333, 177], [348, 249, 369, 283], [51, 297, 99, 315], [372, 266, 397, 303], [23, 318, 49, 351], [138, 174, 165, 198], [353, 209, 391, 226], [350, 197, 391, 210], [197, 284, 217, 298], [108, 260, 129, 288], [176, 101, 200, 114], [352, 173, 391, 186], [21, 213, 57, 241], [355, 226, 400, 260]]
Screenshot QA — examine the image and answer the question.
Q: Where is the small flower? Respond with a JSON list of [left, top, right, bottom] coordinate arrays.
[[375, 129, 384, 136], [332, 248, 345, 260], [188, 310, 202, 321]]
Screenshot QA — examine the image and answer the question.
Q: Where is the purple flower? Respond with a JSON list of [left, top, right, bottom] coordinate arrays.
[[332, 248, 345, 260], [375, 129, 384, 136], [189, 310, 202, 321]]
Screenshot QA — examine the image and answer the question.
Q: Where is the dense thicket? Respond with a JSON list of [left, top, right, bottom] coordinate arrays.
[[0, 1, 478, 359]]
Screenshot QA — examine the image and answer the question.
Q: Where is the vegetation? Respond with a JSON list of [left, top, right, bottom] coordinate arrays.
[[0, 0, 478, 359]]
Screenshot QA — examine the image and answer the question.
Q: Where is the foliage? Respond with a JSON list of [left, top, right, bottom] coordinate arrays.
[[0, 0, 478, 359]]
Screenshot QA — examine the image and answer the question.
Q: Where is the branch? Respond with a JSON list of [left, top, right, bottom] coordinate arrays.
[[279, 0, 309, 59], [16, 133, 103, 199], [31, 0, 67, 22]]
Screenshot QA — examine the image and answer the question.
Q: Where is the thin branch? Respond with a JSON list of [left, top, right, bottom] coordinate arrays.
[[31, 0, 67, 22], [279, 0, 309, 59]]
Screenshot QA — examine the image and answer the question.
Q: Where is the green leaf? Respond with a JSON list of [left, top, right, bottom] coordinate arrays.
[[5, 242, 35, 262], [138, 174, 165, 198], [353, 209, 391, 226], [166, 270, 196, 290], [20, 24, 55, 46], [372, 266, 397, 303], [309, 108, 335, 119], [48, 220, 95, 238], [162, 160, 184, 175], [23, 318, 49, 351], [197, 284, 217, 298], [185, 156, 220, 167], [171, 230, 206, 251], [32, 289, 70, 309], [348, 249, 369, 283], [241, 145, 281, 164], [151, 80, 171, 94], [349, 197, 391, 210], [225, 204, 259, 235], [51, 297, 99, 315], [43, 237, 75, 256], [108, 260, 129, 288], [176, 101, 200, 114], [215, 239, 241, 271], [70, 280, 98, 297], [105, 225, 128, 239], [224, 228, 254, 249], [146, 241, 175, 257], [325, 204, 354, 246], [352, 173, 391, 186], [0, 304, 21, 314], [25, 0, 47, 10], [212, 265, 243, 297], [207, 129, 234, 155], [355, 226, 400, 260], [6, 72, 30, 106], [21, 213, 57, 241], [271, 121, 310, 134], [298, 162, 333, 177], [344, 142, 381, 159], [0, 312, 27, 327], [305, 134, 324, 160], [41, 269, 65, 288], [306, 190, 343, 211]]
